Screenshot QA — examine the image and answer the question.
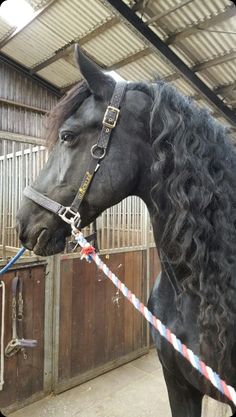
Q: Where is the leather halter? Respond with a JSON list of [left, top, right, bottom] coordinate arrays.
[[5, 276, 37, 357], [23, 82, 127, 228]]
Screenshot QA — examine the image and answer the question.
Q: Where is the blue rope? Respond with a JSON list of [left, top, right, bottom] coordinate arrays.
[[0, 247, 26, 275]]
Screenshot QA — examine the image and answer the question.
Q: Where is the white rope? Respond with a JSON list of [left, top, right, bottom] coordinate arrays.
[[0, 281, 5, 391]]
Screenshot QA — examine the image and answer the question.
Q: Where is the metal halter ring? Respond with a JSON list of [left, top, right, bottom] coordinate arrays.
[[91, 144, 106, 160]]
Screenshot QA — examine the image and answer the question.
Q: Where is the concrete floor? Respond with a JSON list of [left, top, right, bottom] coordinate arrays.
[[10, 350, 232, 417]]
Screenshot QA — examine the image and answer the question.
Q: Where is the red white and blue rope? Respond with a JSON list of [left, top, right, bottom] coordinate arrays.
[[75, 231, 236, 406]]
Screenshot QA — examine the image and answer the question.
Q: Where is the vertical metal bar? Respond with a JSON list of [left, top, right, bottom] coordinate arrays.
[[112, 206, 115, 249], [145, 206, 151, 348], [12, 141, 16, 248], [0, 154, 3, 257], [107, 208, 110, 249], [29, 144, 32, 185], [128, 197, 131, 247], [101, 211, 105, 250], [117, 200, 121, 248], [8, 150, 12, 247], [122, 198, 125, 247], [20, 142, 24, 208], [2, 141, 7, 258]]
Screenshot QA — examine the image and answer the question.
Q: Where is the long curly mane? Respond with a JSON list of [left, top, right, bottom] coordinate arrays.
[[150, 81, 236, 370]]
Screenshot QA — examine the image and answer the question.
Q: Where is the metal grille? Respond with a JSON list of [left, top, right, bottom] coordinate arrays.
[[0, 138, 153, 259], [0, 139, 48, 258]]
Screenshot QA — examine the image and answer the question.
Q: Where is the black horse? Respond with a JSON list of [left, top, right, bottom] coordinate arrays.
[[16, 47, 236, 417]]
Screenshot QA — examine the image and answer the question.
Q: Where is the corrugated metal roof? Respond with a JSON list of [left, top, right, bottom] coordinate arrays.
[[2, 20, 65, 67], [0, 0, 235, 131], [28, 0, 54, 9], [37, 58, 81, 87], [198, 59, 236, 88], [172, 77, 197, 96], [37, 0, 112, 46], [0, 18, 12, 42], [183, 23, 236, 63], [83, 22, 145, 66], [143, 0, 231, 35], [117, 53, 173, 81]]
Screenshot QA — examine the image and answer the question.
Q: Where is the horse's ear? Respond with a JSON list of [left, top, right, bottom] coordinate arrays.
[[75, 45, 115, 100]]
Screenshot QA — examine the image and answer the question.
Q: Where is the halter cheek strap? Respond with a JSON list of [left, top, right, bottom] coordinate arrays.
[[23, 81, 127, 228]]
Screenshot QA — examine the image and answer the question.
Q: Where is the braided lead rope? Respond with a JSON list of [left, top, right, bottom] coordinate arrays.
[[74, 230, 236, 406]]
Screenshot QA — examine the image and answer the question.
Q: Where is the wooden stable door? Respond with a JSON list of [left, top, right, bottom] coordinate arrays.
[[0, 263, 46, 412], [55, 250, 151, 393]]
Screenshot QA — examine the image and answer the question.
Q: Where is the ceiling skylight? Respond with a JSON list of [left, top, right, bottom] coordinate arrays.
[[0, 0, 34, 28]]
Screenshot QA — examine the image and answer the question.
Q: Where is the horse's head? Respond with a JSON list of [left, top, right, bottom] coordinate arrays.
[[16, 47, 153, 255]]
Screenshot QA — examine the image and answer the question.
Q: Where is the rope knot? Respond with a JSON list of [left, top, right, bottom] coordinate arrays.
[[80, 243, 95, 262]]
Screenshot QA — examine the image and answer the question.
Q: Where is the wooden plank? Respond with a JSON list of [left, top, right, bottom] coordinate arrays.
[[132, 251, 143, 350], [31, 266, 45, 394], [166, 5, 236, 45], [124, 252, 135, 353], [0, 264, 45, 409], [109, 48, 151, 70], [105, 253, 125, 361], [57, 251, 150, 391], [0, 98, 47, 114], [145, 0, 193, 26], [0, 270, 17, 408], [93, 258, 107, 367], [31, 17, 120, 74], [0, 131, 44, 146], [16, 267, 35, 401], [58, 259, 73, 380]]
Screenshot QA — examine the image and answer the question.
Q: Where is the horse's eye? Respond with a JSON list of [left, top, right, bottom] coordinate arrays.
[[60, 131, 75, 142]]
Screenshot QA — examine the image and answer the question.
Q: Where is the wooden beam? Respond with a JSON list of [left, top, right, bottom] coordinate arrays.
[[166, 5, 236, 45], [192, 50, 236, 72], [215, 81, 236, 96], [0, 98, 47, 114], [108, 48, 151, 70], [31, 17, 120, 74], [0, 52, 62, 97], [163, 50, 236, 82], [0, 0, 58, 49], [131, 0, 148, 13], [106, 0, 236, 126], [0, 131, 44, 146], [145, 0, 193, 26]]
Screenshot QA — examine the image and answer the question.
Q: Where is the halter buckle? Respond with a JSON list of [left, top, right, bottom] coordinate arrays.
[[103, 106, 120, 129], [58, 206, 81, 226]]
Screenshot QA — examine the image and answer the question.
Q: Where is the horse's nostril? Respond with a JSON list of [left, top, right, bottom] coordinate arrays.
[[16, 222, 26, 243]]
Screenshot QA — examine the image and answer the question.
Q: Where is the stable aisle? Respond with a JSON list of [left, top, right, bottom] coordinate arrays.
[[10, 350, 231, 417]]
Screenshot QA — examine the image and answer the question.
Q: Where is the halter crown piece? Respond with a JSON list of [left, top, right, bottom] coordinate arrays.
[[23, 82, 127, 229]]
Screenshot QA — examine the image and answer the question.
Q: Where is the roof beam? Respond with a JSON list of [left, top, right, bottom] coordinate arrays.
[[192, 50, 236, 72], [0, 0, 57, 49], [0, 52, 61, 97], [108, 48, 152, 70], [215, 81, 236, 96], [0, 131, 44, 146], [0, 98, 47, 114], [31, 16, 120, 74], [166, 4, 236, 45], [163, 50, 236, 82], [145, 0, 193, 26], [105, 0, 236, 127]]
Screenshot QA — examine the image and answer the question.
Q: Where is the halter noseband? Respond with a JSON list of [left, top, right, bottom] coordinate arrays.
[[23, 81, 127, 229]]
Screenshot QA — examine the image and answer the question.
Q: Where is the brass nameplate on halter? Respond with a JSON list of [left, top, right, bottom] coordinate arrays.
[[79, 171, 93, 200]]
